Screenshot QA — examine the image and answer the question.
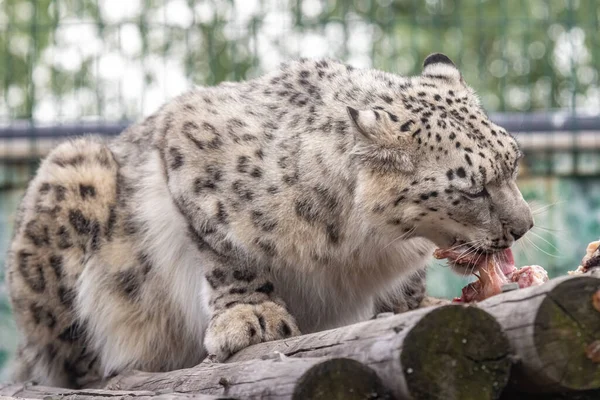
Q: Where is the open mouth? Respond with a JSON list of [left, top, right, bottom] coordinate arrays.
[[433, 245, 548, 303]]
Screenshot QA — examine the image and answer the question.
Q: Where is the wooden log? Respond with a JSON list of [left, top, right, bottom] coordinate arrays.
[[500, 388, 600, 400], [228, 305, 512, 400], [477, 275, 600, 393], [0, 382, 234, 400], [101, 357, 392, 400]]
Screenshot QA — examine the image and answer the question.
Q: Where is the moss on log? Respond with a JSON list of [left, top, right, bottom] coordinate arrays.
[[292, 358, 394, 400], [102, 356, 391, 399], [231, 305, 511, 400], [479, 275, 600, 392], [401, 306, 511, 400]]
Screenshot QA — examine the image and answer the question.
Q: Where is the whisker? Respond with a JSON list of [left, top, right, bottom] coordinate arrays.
[[530, 200, 565, 215], [517, 239, 532, 265], [532, 225, 565, 233], [527, 230, 559, 252], [382, 226, 416, 250], [524, 236, 561, 259], [445, 238, 483, 252]]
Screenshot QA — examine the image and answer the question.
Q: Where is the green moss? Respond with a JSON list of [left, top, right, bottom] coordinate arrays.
[[534, 277, 600, 390], [292, 358, 394, 400], [401, 306, 511, 400]]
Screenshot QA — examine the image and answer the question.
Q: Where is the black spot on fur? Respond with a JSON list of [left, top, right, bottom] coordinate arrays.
[[58, 286, 75, 309], [256, 281, 274, 295], [49, 255, 63, 278], [229, 287, 247, 295], [30, 304, 56, 328], [54, 185, 67, 202], [216, 201, 228, 224], [68, 209, 92, 235], [251, 210, 277, 232], [295, 198, 318, 223], [58, 322, 86, 343], [225, 301, 240, 308], [380, 94, 393, 104], [17, 250, 46, 293], [233, 269, 256, 282], [237, 155, 250, 173], [79, 184, 96, 199], [279, 321, 292, 337], [194, 177, 217, 194], [40, 182, 51, 193], [326, 223, 341, 244], [248, 325, 257, 337], [206, 269, 227, 289], [56, 225, 73, 249], [393, 196, 405, 207], [255, 239, 277, 257], [90, 221, 101, 251], [169, 147, 184, 169], [115, 269, 142, 299], [258, 315, 266, 332], [250, 167, 263, 179], [465, 154, 472, 166], [25, 220, 50, 247], [232, 180, 254, 201], [105, 206, 117, 240], [446, 170, 454, 180], [456, 167, 466, 178], [400, 120, 415, 132]]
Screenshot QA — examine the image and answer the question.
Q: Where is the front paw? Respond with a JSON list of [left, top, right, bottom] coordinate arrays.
[[204, 301, 300, 361]]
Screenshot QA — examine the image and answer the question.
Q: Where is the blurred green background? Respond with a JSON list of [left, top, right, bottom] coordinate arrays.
[[1, 0, 600, 378]]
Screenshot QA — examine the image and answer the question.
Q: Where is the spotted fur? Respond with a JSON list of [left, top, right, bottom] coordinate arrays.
[[5, 53, 532, 387]]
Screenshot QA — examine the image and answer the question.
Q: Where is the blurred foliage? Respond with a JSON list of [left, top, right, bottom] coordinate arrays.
[[1, 0, 599, 122]]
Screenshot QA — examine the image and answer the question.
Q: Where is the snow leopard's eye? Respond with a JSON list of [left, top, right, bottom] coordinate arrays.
[[460, 187, 489, 200]]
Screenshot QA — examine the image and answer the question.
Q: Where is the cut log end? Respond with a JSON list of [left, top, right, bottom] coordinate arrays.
[[401, 305, 511, 400], [527, 276, 600, 391], [292, 358, 394, 400]]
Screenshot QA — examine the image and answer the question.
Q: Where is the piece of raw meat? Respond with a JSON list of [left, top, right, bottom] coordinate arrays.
[[434, 247, 548, 303], [570, 240, 600, 275]]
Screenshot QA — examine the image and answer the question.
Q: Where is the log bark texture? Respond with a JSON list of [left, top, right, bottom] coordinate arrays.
[[103, 357, 393, 400], [477, 274, 600, 393], [0, 358, 393, 400], [0, 382, 233, 400], [227, 304, 512, 400], [0, 304, 512, 400], [9, 274, 598, 399]]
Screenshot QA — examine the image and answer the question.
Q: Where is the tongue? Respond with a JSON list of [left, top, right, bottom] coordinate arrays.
[[496, 248, 516, 276]]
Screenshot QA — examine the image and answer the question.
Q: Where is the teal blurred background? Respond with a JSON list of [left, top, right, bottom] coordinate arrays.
[[1, 0, 600, 378]]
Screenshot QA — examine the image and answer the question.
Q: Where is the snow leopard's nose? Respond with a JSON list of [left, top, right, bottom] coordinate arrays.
[[510, 219, 533, 242], [510, 229, 525, 241]]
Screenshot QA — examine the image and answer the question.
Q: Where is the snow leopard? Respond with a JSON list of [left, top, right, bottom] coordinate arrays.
[[5, 53, 532, 387]]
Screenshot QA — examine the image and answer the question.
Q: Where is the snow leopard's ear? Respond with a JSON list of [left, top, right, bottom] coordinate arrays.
[[346, 106, 384, 140], [347, 106, 415, 173], [422, 53, 462, 83]]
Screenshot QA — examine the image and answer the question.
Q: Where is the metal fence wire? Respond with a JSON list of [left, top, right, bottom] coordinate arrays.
[[1, 0, 600, 354]]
